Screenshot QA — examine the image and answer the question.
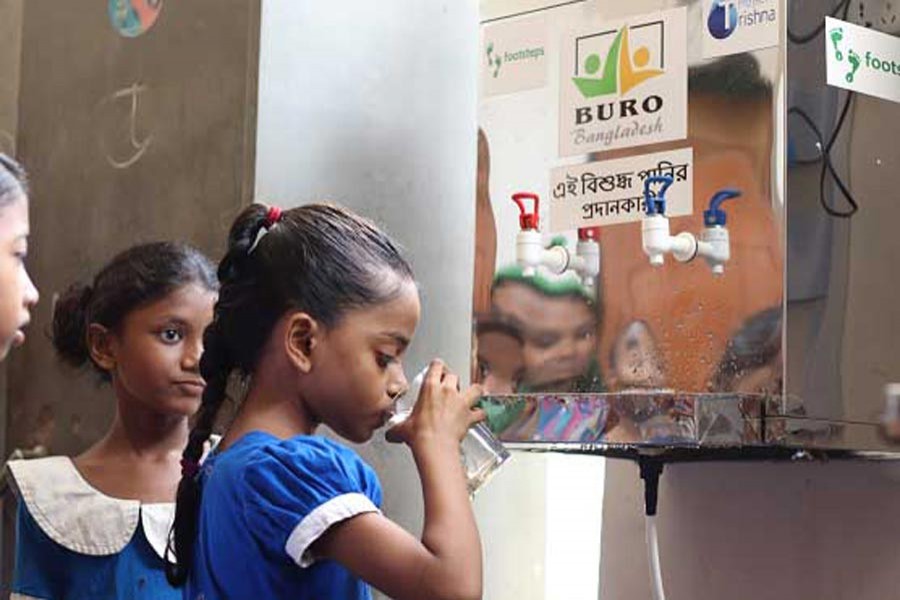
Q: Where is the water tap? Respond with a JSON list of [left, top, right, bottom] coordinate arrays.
[[640, 176, 740, 275], [700, 189, 741, 274], [574, 227, 601, 289], [511, 192, 600, 286]]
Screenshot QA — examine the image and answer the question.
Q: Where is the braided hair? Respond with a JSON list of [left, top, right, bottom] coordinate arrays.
[[166, 202, 414, 585]]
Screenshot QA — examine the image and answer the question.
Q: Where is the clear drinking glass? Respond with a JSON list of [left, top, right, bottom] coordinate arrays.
[[388, 366, 511, 496]]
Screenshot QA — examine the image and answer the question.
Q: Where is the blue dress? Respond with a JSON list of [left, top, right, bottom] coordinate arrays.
[[187, 432, 383, 600], [6, 456, 179, 600]]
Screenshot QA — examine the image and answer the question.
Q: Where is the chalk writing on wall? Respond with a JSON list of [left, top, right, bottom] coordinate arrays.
[[98, 82, 153, 170]]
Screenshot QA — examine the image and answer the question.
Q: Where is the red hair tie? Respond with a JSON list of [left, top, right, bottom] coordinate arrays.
[[264, 206, 282, 228], [181, 457, 200, 478]]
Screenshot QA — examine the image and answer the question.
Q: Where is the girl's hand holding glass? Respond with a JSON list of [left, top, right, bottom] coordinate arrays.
[[386, 360, 510, 496], [385, 360, 483, 445]]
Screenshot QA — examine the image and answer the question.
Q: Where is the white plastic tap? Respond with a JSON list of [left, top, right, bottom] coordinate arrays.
[[641, 214, 698, 266], [511, 193, 604, 286], [571, 227, 601, 288], [697, 189, 741, 275], [516, 227, 568, 276], [640, 176, 740, 275], [511, 192, 570, 277], [640, 176, 697, 267], [698, 225, 730, 275]]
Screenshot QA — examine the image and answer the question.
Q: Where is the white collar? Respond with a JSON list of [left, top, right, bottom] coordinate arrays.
[[6, 456, 174, 559]]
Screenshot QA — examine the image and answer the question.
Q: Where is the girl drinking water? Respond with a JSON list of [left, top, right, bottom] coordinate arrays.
[[167, 203, 484, 600], [7, 241, 217, 599], [0, 154, 39, 362]]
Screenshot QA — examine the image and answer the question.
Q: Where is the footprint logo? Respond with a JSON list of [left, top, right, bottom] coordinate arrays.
[[486, 42, 502, 78], [829, 27, 844, 61], [846, 48, 861, 83]]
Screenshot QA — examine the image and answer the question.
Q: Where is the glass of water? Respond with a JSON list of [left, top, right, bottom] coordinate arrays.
[[388, 366, 511, 496]]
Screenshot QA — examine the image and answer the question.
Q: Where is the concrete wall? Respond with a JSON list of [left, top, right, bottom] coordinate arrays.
[[600, 459, 900, 600], [0, 0, 22, 156], [5, 0, 260, 458]]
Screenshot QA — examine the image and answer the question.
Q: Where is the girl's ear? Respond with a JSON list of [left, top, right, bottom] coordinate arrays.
[[87, 323, 117, 372], [284, 312, 319, 374]]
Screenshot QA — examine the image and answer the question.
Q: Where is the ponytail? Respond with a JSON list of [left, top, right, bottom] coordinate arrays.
[[165, 321, 233, 585], [166, 204, 271, 586]]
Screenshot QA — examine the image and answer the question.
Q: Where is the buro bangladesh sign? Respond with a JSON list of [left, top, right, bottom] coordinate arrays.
[[558, 7, 688, 157]]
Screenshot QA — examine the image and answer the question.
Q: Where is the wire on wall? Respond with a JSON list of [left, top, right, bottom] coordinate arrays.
[[787, 0, 858, 218], [788, 94, 859, 218], [787, 0, 851, 44]]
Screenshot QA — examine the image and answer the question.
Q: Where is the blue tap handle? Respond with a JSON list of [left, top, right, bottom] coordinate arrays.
[[703, 189, 741, 227], [643, 175, 674, 216]]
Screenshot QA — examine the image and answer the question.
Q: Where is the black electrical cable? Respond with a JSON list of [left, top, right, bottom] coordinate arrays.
[[786, 0, 857, 217], [788, 93, 858, 218], [819, 92, 858, 217], [787, 0, 850, 44]]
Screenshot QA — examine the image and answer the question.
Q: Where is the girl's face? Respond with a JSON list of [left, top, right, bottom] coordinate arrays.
[[0, 194, 39, 361], [97, 283, 216, 416], [305, 278, 420, 443]]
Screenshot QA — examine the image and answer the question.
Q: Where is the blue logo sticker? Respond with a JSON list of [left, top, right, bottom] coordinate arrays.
[[707, 1, 739, 40]]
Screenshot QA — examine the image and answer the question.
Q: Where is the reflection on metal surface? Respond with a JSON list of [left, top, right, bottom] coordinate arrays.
[[480, 392, 900, 455], [475, 6, 785, 402], [480, 392, 766, 447], [471, 0, 900, 459]]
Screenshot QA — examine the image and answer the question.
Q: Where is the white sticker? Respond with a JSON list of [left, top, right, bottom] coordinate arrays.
[[482, 15, 549, 98], [701, 0, 780, 59], [558, 7, 688, 158], [549, 147, 693, 231], [826, 16, 900, 104]]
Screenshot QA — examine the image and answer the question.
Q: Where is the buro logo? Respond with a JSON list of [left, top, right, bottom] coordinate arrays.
[[572, 21, 665, 99], [707, 1, 739, 40]]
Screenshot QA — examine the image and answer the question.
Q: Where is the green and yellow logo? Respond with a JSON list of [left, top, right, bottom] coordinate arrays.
[[573, 22, 665, 98]]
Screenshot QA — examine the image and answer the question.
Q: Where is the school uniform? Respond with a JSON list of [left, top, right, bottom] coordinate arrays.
[[6, 456, 179, 600], [187, 432, 382, 600]]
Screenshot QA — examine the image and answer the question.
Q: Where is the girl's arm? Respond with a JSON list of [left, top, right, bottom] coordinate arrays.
[[315, 361, 484, 600]]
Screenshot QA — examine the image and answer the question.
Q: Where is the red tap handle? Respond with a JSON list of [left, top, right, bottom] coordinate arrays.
[[578, 226, 601, 241], [511, 192, 540, 230]]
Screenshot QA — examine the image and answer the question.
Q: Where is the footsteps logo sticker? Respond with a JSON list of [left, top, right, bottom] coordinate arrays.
[[826, 16, 900, 104]]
